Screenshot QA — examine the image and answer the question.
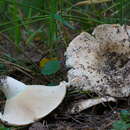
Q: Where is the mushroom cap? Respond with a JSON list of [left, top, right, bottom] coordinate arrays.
[[0, 82, 66, 126], [65, 24, 130, 97]]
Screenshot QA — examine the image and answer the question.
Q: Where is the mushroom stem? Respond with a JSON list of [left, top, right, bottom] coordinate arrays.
[[70, 96, 116, 113], [0, 76, 27, 99]]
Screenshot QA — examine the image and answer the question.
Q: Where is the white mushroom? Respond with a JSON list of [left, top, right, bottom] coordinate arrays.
[[65, 24, 130, 112], [71, 96, 116, 113], [0, 76, 66, 126]]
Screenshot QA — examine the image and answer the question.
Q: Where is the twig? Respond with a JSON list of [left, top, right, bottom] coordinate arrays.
[[0, 58, 32, 72]]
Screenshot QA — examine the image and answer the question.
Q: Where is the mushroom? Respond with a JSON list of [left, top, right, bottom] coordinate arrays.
[[65, 24, 130, 113], [0, 76, 66, 126], [71, 96, 116, 113]]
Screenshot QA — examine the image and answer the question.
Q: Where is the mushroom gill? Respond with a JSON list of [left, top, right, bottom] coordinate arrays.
[[0, 76, 67, 126]]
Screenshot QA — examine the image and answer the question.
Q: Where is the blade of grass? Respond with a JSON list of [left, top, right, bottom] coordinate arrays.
[[75, 0, 111, 6], [0, 16, 50, 33], [4, 0, 49, 14], [48, 0, 58, 47], [0, 15, 49, 27], [10, 0, 21, 46]]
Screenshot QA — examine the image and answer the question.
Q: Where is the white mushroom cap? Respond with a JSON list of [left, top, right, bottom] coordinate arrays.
[[65, 24, 130, 97], [0, 76, 66, 126]]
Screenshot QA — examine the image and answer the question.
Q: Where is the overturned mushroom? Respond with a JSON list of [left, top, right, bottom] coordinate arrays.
[[65, 24, 130, 113], [0, 76, 66, 126]]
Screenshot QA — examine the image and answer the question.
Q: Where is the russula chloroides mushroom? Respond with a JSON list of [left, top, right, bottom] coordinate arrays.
[[71, 96, 116, 113], [0, 76, 66, 126], [65, 24, 130, 113]]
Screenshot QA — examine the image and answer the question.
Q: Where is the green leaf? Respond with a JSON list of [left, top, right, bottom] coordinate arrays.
[[120, 110, 130, 122], [41, 60, 60, 75], [0, 126, 10, 130], [112, 120, 129, 130]]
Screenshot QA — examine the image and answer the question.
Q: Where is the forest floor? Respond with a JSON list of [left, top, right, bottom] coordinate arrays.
[[0, 36, 130, 130]]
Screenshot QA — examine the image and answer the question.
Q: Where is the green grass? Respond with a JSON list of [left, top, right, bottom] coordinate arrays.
[[0, 0, 129, 73], [0, 0, 129, 47], [0, 0, 129, 78]]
